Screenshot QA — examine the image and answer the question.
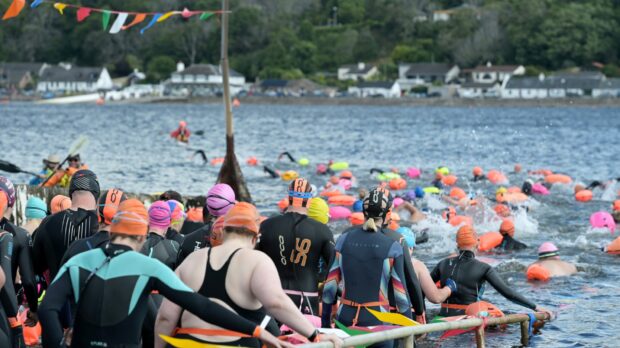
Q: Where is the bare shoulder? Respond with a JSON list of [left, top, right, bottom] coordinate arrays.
[[178, 248, 209, 273]]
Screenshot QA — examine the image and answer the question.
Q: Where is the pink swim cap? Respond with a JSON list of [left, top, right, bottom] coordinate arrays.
[[167, 200, 186, 224], [148, 201, 171, 229], [206, 184, 236, 217], [538, 242, 559, 258]]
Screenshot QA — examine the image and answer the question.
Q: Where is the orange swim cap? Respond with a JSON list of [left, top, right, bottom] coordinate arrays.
[[288, 178, 312, 208], [494, 204, 510, 217], [110, 199, 149, 236], [499, 219, 515, 237], [329, 176, 339, 185], [0, 191, 7, 215], [186, 207, 203, 222], [50, 195, 71, 214], [349, 212, 364, 226], [449, 187, 467, 200], [514, 164, 522, 173], [210, 216, 225, 247], [98, 189, 127, 225], [473, 167, 483, 177], [613, 200, 620, 212], [442, 207, 457, 222], [457, 225, 478, 249], [574, 184, 585, 194], [223, 202, 260, 234], [340, 171, 353, 180]]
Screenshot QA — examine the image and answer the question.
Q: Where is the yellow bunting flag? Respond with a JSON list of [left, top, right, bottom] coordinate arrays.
[[157, 11, 178, 22], [53, 3, 67, 15], [366, 308, 421, 327], [159, 335, 248, 348], [2, 0, 25, 20]]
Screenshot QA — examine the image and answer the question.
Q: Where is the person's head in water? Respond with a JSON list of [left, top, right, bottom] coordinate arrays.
[[538, 242, 559, 260], [612, 210, 620, 224], [287, 178, 312, 213], [222, 202, 261, 246], [499, 220, 515, 238], [363, 187, 393, 232], [109, 199, 149, 251], [456, 225, 478, 251]]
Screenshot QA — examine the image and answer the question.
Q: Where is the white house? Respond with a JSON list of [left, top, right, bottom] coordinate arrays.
[[593, 78, 620, 98], [458, 82, 500, 98], [168, 63, 246, 96], [432, 4, 479, 22], [501, 72, 613, 99], [397, 63, 460, 90], [348, 81, 401, 98], [468, 62, 525, 84], [36, 65, 113, 93], [337, 62, 378, 81]]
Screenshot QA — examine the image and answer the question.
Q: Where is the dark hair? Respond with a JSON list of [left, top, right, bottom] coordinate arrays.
[[223, 226, 256, 238], [109, 233, 144, 242], [159, 190, 183, 202]]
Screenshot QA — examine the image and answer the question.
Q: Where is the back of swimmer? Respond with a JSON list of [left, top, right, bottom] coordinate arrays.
[[527, 243, 577, 280]]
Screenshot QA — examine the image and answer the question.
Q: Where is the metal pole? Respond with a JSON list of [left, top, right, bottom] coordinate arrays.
[[475, 325, 486, 348], [220, 0, 232, 137]]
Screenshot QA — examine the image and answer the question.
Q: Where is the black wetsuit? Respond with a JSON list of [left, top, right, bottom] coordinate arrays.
[[60, 230, 110, 266], [177, 222, 212, 265], [0, 218, 38, 312], [32, 209, 99, 282], [432, 179, 444, 189], [140, 233, 181, 348], [173, 248, 280, 347], [473, 175, 486, 182], [0, 230, 18, 346], [39, 243, 261, 348], [522, 181, 533, 196], [322, 228, 411, 348], [381, 228, 425, 316], [431, 250, 536, 316], [498, 235, 527, 251], [179, 221, 204, 235], [258, 213, 335, 315], [165, 228, 184, 245]]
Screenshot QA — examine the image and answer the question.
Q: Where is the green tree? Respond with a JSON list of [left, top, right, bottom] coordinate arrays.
[[337, 0, 365, 24], [353, 28, 379, 62], [146, 56, 176, 82]]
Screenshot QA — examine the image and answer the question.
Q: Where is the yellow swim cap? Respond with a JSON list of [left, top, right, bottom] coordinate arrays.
[[436, 167, 450, 175], [298, 158, 310, 166], [496, 187, 507, 195], [308, 198, 329, 224]]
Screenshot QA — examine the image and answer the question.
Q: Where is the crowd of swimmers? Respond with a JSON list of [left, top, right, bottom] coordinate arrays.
[[0, 160, 618, 347]]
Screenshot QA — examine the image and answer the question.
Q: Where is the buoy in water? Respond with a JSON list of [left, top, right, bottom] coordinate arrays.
[[232, 98, 240, 107], [575, 190, 593, 202]]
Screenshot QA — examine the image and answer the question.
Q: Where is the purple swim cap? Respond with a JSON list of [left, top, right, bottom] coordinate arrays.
[[148, 201, 171, 229], [206, 184, 236, 217], [0, 176, 15, 208]]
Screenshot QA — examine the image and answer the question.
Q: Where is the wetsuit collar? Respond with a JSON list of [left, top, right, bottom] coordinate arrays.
[[103, 243, 133, 257], [458, 249, 476, 259]]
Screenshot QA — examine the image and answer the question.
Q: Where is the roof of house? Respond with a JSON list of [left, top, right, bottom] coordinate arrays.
[[405, 63, 454, 77], [39, 66, 104, 82], [0, 67, 32, 85], [505, 76, 609, 90], [550, 71, 605, 80], [471, 65, 521, 73], [460, 82, 497, 88], [340, 63, 375, 75], [175, 64, 243, 77], [596, 78, 620, 89], [356, 81, 396, 89], [0, 62, 46, 76]]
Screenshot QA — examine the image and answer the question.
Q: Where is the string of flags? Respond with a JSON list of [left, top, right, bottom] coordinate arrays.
[[2, 0, 222, 34]]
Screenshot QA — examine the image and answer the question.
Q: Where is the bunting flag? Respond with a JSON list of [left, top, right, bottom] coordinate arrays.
[[366, 308, 421, 327], [2, 0, 25, 20], [2, 0, 222, 34], [159, 334, 241, 348]]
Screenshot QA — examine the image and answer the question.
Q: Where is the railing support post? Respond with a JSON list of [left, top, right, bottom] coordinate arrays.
[[400, 334, 414, 347], [475, 325, 485, 348], [520, 320, 530, 346]]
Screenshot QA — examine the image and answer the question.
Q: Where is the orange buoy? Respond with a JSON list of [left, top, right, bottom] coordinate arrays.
[[210, 157, 225, 166], [449, 187, 467, 200], [349, 212, 365, 226], [478, 232, 503, 252], [507, 186, 522, 194], [389, 178, 407, 190], [320, 190, 343, 198], [575, 190, 593, 202], [465, 301, 505, 318], [526, 264, 551, 281], [96, 97, 105, 105], [498, 192, 528, 204], [487, 170, 508, 185], [612, 200, 620, 211], [449, 215, 473, 227], [328, 195, 356, 206], [246, 156, 258, 166], [545, 174, 572, 184], [530, 169, 553, 176], [606, 237, 620, 255], [442, 175, 458, 186], [232, 98, 241, 107]]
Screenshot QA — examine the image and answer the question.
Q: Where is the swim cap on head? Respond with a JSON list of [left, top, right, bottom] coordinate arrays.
[[0, 176, 16, 208], [340, 171, 353, 180], [613, 200, 620, 212], [349, 212, 364, 226], [179, 120, 187, 127], [436, 167, 450, 175], [50, 195, 71, 214], [415, 187, 425, 199], [457, 225, 478, 249], [514, 164, 522, 173], [574, 184, 585, 194], [98, 189, 127, 225], [363, 187, 393, 220], [316, 164, 327, 174], [352, 199, 363, 212], [538, 242, 559, 259], [159, 190, 183, 202], [499, 219, 515, 237], [450, 187, 467, 200], [329, 176, 339, 185], [288, 178, 312, 208], [186, 207, 203, 222], [111, 199, 149, 236], [308, 198, 329, 224], [210, 216, 226, 247], [496, 187, 507, 195], [69, 170, 100, 200], [0, 191, 7, 216], [168, 200, 186, 225], [206, 184, 236, 217], [494, 204, 510, 217], [25, 197, 47, 219], [473, 167, 483, 176], [223, 202, 260, 234], [148, 201, 171, 229], [396, 227, 416, 249]]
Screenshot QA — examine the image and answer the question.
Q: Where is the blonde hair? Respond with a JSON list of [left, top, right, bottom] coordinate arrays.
[[363, 217, 382, 232]]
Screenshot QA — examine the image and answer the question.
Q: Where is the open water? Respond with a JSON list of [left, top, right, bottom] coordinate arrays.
[[1, 102, 619, 347]]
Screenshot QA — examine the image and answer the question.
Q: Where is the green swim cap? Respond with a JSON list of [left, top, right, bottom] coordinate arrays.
[[26, 196, 47, 219], [436, 167, 450, 175], [298, 158, 310, 166]]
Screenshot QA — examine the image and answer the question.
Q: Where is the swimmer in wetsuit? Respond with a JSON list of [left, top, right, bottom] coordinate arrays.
[[321, 188, 412, 348], [497, 219, 527, 251], [155, 202, 342, 348], [258, 179, 335, 316], [431, 225, 548, 317], [472, 167, 485, 182], [39, 199, 285, 348]]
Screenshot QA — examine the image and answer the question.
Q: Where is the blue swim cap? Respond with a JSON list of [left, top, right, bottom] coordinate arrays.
[[415, 187, 425, 198], [352, 199, 363, 212], [26, 196, 47, 219], [396, 227, 416, 249]]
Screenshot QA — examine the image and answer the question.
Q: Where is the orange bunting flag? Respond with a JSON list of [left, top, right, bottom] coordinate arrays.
[[2, 0, 26, 20], [122, 13, 146, 30], [157, 11, 177, 22], [53, 3, 67, 15]]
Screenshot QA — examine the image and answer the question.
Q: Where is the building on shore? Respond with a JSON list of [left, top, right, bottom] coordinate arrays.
[[166, 62, 246, 97], [397, 63, 460, 91], [501, 72, 618, 99], [348, 81, 401, 98], [36, 64, 113, 94], [253, 79, 336, 97], [463, 62, 525, 85], [338, 62, 378, 81], [0, 62, 48, 92]]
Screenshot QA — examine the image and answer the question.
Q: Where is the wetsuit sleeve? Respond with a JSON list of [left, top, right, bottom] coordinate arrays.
[[485, 267, 536, 310], [153, 268, 258, 336], [38, 271, 72, 348], [0, 233, 18, 317], [399, 240, 425, 315], [320, 226, 336, 282], [389, 244, 412, 318], [430, 262, 441, 282], [320, 251, 341, 328], [32, 220, 48, 275], [16, 231, 39, 312]]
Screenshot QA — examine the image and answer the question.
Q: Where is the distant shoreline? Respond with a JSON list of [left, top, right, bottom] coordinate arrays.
[[145, 96, 620, 107]]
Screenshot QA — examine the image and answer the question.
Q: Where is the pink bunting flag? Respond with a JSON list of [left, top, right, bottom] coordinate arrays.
[[76, 8, 92, 22], [2, 0, 26, 20]]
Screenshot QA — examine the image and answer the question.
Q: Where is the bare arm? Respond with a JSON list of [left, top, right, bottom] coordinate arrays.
[[413, 259, 451, 304], [251, 253, 315, 338]]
